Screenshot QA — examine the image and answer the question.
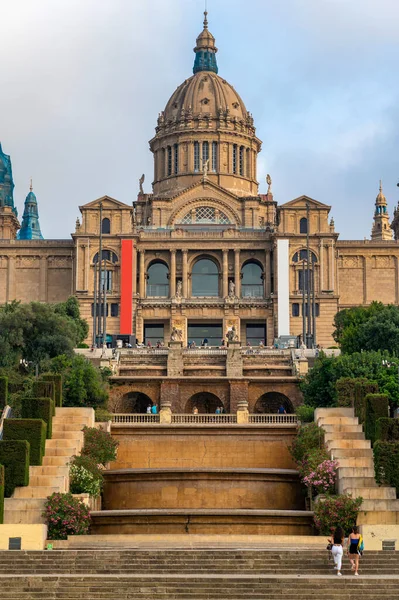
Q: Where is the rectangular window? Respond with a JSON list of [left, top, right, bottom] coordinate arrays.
[[212, 142, 217, 171], [174, 144, 179, 174], [111, 303, 119, 317], [144, 323, 164, 346], [202, 141, 209, 167], [239, 146, 244, 176], [167, 146, 172, 176], [91, 303, 109, 317], [292, 303, 300, 317], [246, 323, 266, 346], [100, 270, 113, 291], [299, 270, 313, 292], [194, 142, 200, 172], [246, 148, 250, 178], [304, 303, 320, 317], [232, 144, 237, 174]]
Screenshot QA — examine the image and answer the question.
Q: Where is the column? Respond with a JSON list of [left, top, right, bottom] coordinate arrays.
[[85, 240, 90, 291], [182, 249, 188, 298], [234, 250, 241, 297], [265, 249, 271, 297], [139, 249, 145, 298], [223, 249, 228, 297], [132, 245, 137, 296], [319, 241, 324, 292], [329, 241, 334, 291], [170, 249, 176, 297], [75, 240, 79, 290]]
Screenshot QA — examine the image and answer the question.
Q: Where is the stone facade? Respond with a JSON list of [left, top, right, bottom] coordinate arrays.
[[0, 15, 398, 351]]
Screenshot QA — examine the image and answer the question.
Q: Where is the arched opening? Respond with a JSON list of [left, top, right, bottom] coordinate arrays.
[[120, 392, 154, 413], [101, 218, 110, 234], [147, 261, 169, 297], [254, 392, 294, 414], [241, 261, 263, 298], [93, 249, 118, 264], [191, 258, 219, 297], [300, 217, 308, 234], [185, 392, 224, 414]]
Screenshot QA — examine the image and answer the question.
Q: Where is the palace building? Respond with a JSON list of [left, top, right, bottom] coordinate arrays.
[[1, 13, 399, 349]]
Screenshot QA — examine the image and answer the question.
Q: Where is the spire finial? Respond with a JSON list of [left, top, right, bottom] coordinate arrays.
[[30, 177, 33, 192], [379, 179, 383, 193], [203, 10, 208, 29]]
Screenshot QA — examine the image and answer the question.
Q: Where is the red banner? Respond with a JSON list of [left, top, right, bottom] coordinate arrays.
[[120, 240, 133, 334]]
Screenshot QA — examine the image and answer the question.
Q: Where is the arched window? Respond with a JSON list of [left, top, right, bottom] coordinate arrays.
[[174, 144, 179, 174], [246, 148, 250, 177], [101, 218, 110, 234], [167, 146, 172, 176], [239, 146, 244, 176], [241, 262, 263, 298], [93, 250, 118, 264], [292, 249, 317, 263], [232, 144, 238, 174], [202, 141, 209, 167], [194, 142, 200, 172], [147, 262, 169, 297], [180, 206, 230, 225], [212, 142, 218, 171], [192, 258, 219, 297], [300, 217, 308, 234]]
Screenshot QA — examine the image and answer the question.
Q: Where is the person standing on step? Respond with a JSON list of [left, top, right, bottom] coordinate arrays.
[[328, 526, 344, 576], [347, 526, 362, 576]]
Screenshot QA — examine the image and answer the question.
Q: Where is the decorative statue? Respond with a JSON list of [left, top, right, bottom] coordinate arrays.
[[176, 280, 182, 298], [391, 203, 399, 241], [171, 326, 182, 341], [202, 159, 209, 178], [139, 174, 145, 195], [226, 325, 238, 342], [228, 280, 235, 297], [266, 174, 272, 194]]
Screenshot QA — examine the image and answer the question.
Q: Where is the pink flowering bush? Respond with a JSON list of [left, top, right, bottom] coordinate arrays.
[[313, 494, 363, 535], [43, 492, 90, 540], [303, 459, 339, 496]]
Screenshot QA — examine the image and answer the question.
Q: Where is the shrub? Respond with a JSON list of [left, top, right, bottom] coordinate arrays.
[[0, 377, 8, 409], [289, 423, 325, 465], [303, 459, 339, 496], [81, 427, 118, 465], [32, 380, 55, 404], [336, 377, 357, 407], [69, 455, 104, 497], [313, 494, 363, 535], [95, 408, 113, 423], [43, 492, 90, 540], [3, 419, 46, 466], [42, 374, 62, 407], [375, 418, 399, 442], [298, 446, 331, 480], [365, 393, 389, 445], [354, 380, 379, 425], [21, 397, 54, 438], [0, 440, 30, 497], [296, 405, 314, 423], [0, 465, 4, 524], [374, 440, 399, 494]]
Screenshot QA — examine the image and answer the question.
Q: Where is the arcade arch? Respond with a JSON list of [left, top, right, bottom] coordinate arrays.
[[254, 392, 294, 414], [185, 392, 224, 414]]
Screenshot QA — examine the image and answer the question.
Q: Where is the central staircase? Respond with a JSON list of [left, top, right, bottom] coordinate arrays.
[[0, 548, 398, 599]]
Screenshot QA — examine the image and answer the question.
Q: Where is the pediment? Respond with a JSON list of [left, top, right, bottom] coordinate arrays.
[[280, 195, 331, 210], [79, 195, 132, 211]]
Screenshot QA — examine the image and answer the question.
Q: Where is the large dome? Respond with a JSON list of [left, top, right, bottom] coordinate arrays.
[[164, 71, 248, 123]]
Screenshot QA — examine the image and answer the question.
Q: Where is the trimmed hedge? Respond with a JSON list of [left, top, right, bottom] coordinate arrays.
[[365, 393, 389, 445], [21, 397, 54, 439], [0, 440, 30, 497], [354, 380, 379, 425], [42, 375, 62, 407], [375, 418, 399, 442], [3, 419, 46, 466], [336, 377, 357, 407], [374, 440, 399, 496], [32, 381, 55, 415], [0, 377, 8, 410], [0, 465, 4, 524]]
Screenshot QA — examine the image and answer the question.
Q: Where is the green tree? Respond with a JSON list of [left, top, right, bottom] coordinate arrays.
[[46, 355, 108, 408]]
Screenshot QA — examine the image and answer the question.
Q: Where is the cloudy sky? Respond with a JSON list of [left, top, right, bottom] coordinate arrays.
[[1, 0, 399, 239]]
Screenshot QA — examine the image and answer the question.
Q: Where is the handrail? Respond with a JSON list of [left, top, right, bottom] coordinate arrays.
[[248, 414, 298, 424], [111, 414, 160, 424], [0, 405, 12, 440], [171, 414, 237, 424]]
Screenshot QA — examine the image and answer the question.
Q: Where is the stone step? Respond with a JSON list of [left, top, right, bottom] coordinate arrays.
[[12, 485, 61, 498], [322, 424, 363, 433], [324, 431, 365, 442], [52, 416, 91, 427], [327, 438, 371, 450], [315, 407, 355, 419], [334, 457, 374, 468], [318, 417, 359, 428], [29, 465, 69, 477], [4, 498, 45, 510], [52, 422, 87, 432], [42, 455, 70, 466], [3, 509, 44, 524], [51, 430, 85, 440], [28, 475, 67, 490], [360, 498, 399, 511], [43, 446, 79, 457], [331, 447, 374, 459], [338, 477, 377, 491], [45, 438, 82, 449], [342, 486, 397, 499], [337, 466, 375, 479]]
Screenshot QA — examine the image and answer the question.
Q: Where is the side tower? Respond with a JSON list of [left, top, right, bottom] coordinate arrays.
[[0, 143, 19, 239], [18, 181, 44, 240], [371, 181, 392, 240]]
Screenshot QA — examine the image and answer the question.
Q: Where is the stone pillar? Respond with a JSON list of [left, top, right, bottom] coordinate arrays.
[[229, 380, 248, 415], [329, 241, 334, 291], [226, 340, 243, 378], [234, 250, 241, 297], [139, 250, 145, 298], [160, 381, 180, 413], [132, 245, 137, 296], [167, 340, 183, 376], [85, 241, 90, 291], [265, 249, 271, 297], [75, 240, 80, 291], [39, 256, 48, 302], [319, 241, 324, 292], [182, 250, 188, 298], [222, 249, 228, 297], [170, 250, 176, 297], [159, 400, 172, 424]]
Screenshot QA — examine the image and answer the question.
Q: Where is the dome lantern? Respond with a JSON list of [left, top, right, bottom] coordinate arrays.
[[193, 11, 218, 74]]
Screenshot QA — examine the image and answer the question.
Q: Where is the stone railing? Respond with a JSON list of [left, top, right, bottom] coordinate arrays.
[[0, 405, 12, 440], [171, 414, 237, 424], [240, 348, 291, 356], [111, 414, 160, 424], [124, 348, 169, 355], [248, 414, 298, 425], [182, 348, 227, 355]]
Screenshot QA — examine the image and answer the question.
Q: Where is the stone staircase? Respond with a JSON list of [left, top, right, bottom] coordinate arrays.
[[0, 549, 398, 599], [3, 407, 94, 525], [315, 407, 399, 523]]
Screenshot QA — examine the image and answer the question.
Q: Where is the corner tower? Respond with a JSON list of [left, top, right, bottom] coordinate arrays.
[[149, 12, 262, 197], [18, 181, 44, 240], [371, 181, 392, 240], [0, 143, 19, 239]]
